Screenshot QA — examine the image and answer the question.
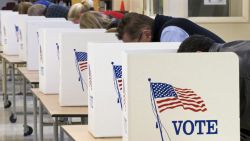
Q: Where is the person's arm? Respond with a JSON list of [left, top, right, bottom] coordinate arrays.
[[160, 26, 189, 42]]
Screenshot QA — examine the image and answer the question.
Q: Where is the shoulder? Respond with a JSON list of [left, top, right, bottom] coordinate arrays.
[[160, 26, 189, 42]]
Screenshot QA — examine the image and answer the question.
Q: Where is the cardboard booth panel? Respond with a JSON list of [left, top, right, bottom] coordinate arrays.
[[87, 42, 180, 138], [2, 14, 27, 55], [38, 27, 79, 94], [18, 16, 45, 61], [1, 12, 18, 54], [59, 31, 115, 106], [0, 10, 13, 46], [26, 20, 73, 70], [122, 52, 239, 141]]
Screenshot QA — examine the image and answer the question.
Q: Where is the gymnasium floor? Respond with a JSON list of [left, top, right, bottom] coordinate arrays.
[[0, 67, 72, 141]]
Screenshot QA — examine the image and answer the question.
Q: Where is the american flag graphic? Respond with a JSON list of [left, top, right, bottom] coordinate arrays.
[[75, 51, 88, 71], [88, 65, 92, 90], [37, 32, 43, 63], [113, 65, 122, 91], [15, 25, 19, 42], [151, 82, 207, 113], [74, 49, 88, 92], [112, 62, 123, 109]]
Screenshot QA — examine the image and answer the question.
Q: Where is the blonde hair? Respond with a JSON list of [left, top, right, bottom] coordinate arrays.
[[18, 2, 32, 14], [27, 4, 47, 16], [80, 11, 112, 29], [68, 0, 91, 23]]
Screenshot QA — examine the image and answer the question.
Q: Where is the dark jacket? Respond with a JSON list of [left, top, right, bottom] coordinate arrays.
[[209, 41, 250, 141], [152, 14, 225, 43]]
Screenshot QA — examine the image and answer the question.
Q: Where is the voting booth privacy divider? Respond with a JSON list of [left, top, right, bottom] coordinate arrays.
[[122, 52, 240, 141], [1, 11, 18, 54], [59, 31, 117, 106], [18, 16, 45, 61], [26, 19, 74, 70], [87, 42, 180, 137], [0, 10, 13, 47], [0, 11, 15, 52], [38, 27, 79, 94]]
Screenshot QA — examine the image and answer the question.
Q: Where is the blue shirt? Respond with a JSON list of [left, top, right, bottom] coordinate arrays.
[[160, 26, 189, 42], [34, 0, 52, 7]]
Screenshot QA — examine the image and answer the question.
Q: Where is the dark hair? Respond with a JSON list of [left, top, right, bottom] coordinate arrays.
[[116, 12, 154, 40], [178, 35, 215, 52]]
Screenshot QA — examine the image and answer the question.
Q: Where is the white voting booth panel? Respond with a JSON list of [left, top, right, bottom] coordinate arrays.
[[18, 16, 45, 61], [1, 12, 18, 54], [0, 10, 13, 47], [59, 31, 115, 106], [38, 27, 80, 94], [2, 14, 29, 55], [122, 52, 240, 141], [26, 20, 73, 70], [87, 42, 180, 138]]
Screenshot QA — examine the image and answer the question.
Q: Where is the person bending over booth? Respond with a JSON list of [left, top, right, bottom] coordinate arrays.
[[27, 4, 47, 16], [177, 35, 250, 141], [68, 0, 91, 24], [116, 13, 225, 43]]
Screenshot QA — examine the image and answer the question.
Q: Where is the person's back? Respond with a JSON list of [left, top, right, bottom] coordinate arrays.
[[153, 14, 225, 43], [116, 13, 224, 43], [45, 4, 69, 19], [178, 36, 250, 141], [210, 41, 250, 141]]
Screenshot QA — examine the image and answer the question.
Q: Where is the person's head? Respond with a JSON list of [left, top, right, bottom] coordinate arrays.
[[80, 11, 112, 29], [116, 12, 154, 42], [68, 1, 91, 24], [18, 2, 33, 14], [27, 4, 46, 16], [177, 35, 215, 52], [45, 4, 69, 19]]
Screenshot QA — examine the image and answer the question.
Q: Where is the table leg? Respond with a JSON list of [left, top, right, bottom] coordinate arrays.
[[54, 117, 59, 141], [23, 78, 27, 131], [33, 96, 37, 141], [2, 59, 10, 108], [39, 100, 43, 141], [10, 64, 17, 123], [60, 126, 64, 141]]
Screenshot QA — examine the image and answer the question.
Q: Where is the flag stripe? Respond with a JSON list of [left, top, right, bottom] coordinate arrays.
[[158, 100, 182, 108], [183, 107, 207, 112], [159, 104, 183, 113], [156, 97, 179, 104]]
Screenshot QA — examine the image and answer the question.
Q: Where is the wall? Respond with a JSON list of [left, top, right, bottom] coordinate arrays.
[[129, 0, 250, 41], [199, 0, 250, 41]]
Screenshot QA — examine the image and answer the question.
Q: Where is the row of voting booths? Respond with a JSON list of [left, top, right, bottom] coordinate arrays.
[[0, 9, 241, 141]]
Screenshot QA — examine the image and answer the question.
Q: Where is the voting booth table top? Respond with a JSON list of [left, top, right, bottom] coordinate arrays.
[[87, 42, 180, 137], [122, 52, 240, 141]]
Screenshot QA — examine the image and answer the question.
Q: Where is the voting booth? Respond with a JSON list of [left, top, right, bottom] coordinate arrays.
[[122, 52, 240, 141], [2, 14, 29, 55], [0, 10, 13, 48], [18, 16, 45, 61], [59, 31, 116, 106], [87, 43, 180, 137], [26, 19, 74, 70], [38, 27, 80, 94], [1, 11, 18, 54]]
